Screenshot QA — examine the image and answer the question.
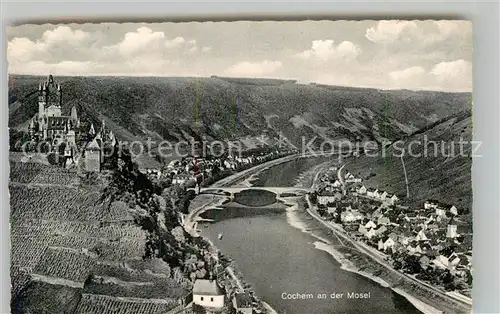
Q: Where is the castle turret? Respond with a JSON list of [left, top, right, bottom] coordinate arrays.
[[101, 120, 106, 137], [28, 118, 36, 138], [71, 106, 78, 122]]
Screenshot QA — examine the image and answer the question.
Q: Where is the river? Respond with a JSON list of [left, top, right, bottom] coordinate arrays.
[[201, 157, 421, 314]]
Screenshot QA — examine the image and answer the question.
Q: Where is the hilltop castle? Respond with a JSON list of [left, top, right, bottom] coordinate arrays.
[[29, 74, 80, 149], [28, 74, 118, 172]]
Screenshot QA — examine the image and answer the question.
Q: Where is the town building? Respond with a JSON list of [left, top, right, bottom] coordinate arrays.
[[356, 185, 367, 195], [317, 186, 342, 206], [192, 279, 225, 310], [341, 209, 364, 222], [366, 188, 380, 199]]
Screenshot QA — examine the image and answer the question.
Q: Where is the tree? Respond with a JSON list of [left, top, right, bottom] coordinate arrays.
[[403, 255, 422, 274], [334, 213, 342, 224], [466, 270, 473, 286]]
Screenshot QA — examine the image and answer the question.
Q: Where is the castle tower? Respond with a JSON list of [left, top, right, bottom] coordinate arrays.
[[85, 138, 101, 172], [38, 75, 62, 119], [38, 83, 47, 119]]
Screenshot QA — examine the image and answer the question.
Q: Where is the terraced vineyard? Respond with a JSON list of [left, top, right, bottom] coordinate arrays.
[[9, 160, 188, 314], [9, 161, 44, 183], [74, 294, 180, 314], [11, 236, 50, 269], [9, 161, 78, 186], [33, 247, 97, 284], [9, 185, 104, 221]]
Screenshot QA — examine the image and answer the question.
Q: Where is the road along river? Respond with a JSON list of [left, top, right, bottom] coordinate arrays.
[[199, 157, 423, 314]]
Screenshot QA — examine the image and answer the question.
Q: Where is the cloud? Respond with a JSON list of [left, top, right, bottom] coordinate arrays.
[[7, 37, 40, 62], [296, 40, 360, 62], [118, 27, 166, 56], [365, 21, 420, 44], [385, 60, 472, 91], [8, 26, 91, 61], [431, 59, 472, 90], [433, 20, 472, 40], [365, 20, 472, 46], [224, 60, 282, 77], [6, 21, 472, 92], [201, 46, 212, 53], [41, 26, 89, 44], [164, 36, 185, 48], [389, 66, 425, 81]]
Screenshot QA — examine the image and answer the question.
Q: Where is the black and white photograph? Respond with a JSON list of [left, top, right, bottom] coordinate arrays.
[[7, 19, 474, 314]]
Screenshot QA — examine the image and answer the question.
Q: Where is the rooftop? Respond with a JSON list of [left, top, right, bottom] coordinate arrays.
[[193, 279, 224, 296]]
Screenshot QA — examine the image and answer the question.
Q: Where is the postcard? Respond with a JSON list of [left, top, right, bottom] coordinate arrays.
[[8, 20, 473, 314]]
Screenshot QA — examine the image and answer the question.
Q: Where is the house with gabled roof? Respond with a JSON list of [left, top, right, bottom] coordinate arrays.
[[193, 279, 225, 309], [449, 205, 459, 216], [415, 229, 428, 242], [365, 220, 377, 229], [380, 191, 388, 201], [388, 194, 399, 205], [384, 237, 396, 252], [366, 228, 377, 239], [356, 185, 367, 195], [366, 188, 380, 199]]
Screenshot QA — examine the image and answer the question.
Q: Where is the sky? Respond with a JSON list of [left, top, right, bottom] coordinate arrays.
[[7, 20, 472, 92]]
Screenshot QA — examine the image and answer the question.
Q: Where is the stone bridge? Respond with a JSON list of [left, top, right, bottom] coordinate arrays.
[[197, 186, 312, 197]]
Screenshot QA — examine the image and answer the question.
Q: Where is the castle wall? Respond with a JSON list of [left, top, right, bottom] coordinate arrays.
[[46, 106, 62, 117]]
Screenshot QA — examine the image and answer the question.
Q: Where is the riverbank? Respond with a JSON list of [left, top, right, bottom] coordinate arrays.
[[297, 168, 471, 314]]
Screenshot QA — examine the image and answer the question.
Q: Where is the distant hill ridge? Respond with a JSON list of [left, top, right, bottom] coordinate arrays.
[[9, 75, 472, 150]]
